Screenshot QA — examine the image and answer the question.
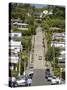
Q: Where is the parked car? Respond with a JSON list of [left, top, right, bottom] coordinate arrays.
[[47, 75, 52, 81], [16, 75, 27, 86], [28, 71, 34, 79], [51, 76, 57, 85], [9, 77, 16, 87], [56, 77, 62, 84], [38, 56, 42, 60], [45, 68, 50, 79]]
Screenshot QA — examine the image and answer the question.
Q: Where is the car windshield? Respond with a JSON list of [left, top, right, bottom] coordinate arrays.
[[53, 77, 56, 79], [46, 69, 50, 72], [16, 76, 25, 80], [48, 75, 52, 77]]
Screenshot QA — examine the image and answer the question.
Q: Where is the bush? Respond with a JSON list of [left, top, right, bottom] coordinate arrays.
[[53, 67, 60, 77], [21, 36, 31, 50], [45, 46, 60, 62]]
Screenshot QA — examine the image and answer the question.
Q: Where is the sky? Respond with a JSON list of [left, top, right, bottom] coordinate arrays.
[[31, 4, 48, 8]]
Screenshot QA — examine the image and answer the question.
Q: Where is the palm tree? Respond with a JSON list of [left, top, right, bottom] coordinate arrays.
[[21, 52, 28, 75]]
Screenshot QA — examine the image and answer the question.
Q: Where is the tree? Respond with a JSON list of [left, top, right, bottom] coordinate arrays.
[[45, 46, 60, 62], [19, 51, 28, 75], [21, 36, 31, 50]]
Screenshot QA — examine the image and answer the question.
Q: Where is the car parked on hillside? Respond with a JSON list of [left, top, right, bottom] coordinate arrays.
[[47, 75, 52, 81], [38, 56, 42, 60], [45, 68, 51, 79], [15, 75, 27, 86], [9, 77, 16, 87], [51, 76, 57, 85]]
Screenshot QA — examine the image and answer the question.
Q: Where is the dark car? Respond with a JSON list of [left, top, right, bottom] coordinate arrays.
[[28, 71, 34, 79], [38, 56, 42, 60], [9, 77, 16, 87], [45, 68, 51, 79]]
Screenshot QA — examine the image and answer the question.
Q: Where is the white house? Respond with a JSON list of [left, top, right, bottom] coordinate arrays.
[[11, 18, 23, 24], [43, 10, 48, 15], [9, 40, 22, 55], [48, 10, 53, 15], [9, 56, 19, 64], [10, 32, 22, 38], [60, 50, 65, 55], [13, 22, 28, 30], [52, 32, 65, 40], [51, 41, 65, 48], [9, 40, 22, 72], [9, 46, 21, 54], [42, 10, 53, 17], [10, 40, 22, 47]]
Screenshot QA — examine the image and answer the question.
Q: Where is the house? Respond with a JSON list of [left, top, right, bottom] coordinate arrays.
[[33, 12, 42, 19], [11, 18, 23, 28], [9, 40, 22, 72], [60, 50, 65, 55], [9, 56, 19, 71], [9, 40, 22, 48], [51, 41, 65, 48], [42, 10, 53, 17], [57, 53, 65, 67], [58, 58, 65, 67], [9, 32, 22, 40], [43, 10, 48, 15], [48, 10, 53, 15], [13, 22, 28, 30], [9, 56, 19, 64], [11, 18, 23, 24], [9, 40, 22, 54], [52, 32, 65, 40]]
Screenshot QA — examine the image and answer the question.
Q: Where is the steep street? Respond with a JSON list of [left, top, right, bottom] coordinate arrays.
[[32, 26, 51, 86]]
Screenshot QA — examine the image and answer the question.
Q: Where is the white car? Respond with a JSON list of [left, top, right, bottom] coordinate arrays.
[[47, 75, 52, 81], [56, 77, 62, 84], [16, 76, 26, 86], [51, 76, 62, 85], [51, 76, 57, 85]]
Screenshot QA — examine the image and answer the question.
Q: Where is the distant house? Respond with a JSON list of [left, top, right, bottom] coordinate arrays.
[[11, 18, 23, 28], [42, 10, 53, 17], [48, 10, 53, 15], [58, 58, 65, 67], [57, 52, 65, 67], [51, 41, 65, 48], [52, 32, 65, 40], [60, 50, 65, 55], [9, 32, 22, 41], [33, 12, 42, 19], [11, 18, 23, 24], [9, 56, 19, 64], [50, 27, 61, 30], [9, 56, 19, 71], [43, 10, 48, 15], [11, 32, 22, 38], [9, 40, 22, 55], [13, 22, 28, 30], [9, 40, 22, 72]]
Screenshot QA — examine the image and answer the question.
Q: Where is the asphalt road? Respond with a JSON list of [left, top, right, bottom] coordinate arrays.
[[33, 26, 45, 69], [32, 69, 51, 86], [32, 26, 51, 86]]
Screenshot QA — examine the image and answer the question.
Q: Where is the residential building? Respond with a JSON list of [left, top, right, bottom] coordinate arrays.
[[13, 22, 28, 30]]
